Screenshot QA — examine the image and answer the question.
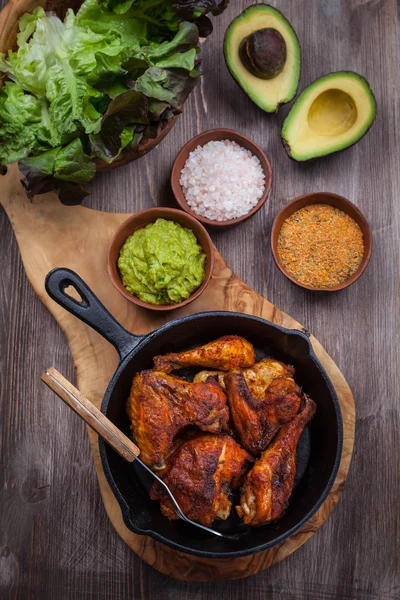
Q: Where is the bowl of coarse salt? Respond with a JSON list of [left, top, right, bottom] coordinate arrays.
[[171, 129, 272, 227]]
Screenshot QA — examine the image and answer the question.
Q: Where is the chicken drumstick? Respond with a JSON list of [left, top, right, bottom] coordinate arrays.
[[237, 396, 316, 526], [153, 335, 255, 373]]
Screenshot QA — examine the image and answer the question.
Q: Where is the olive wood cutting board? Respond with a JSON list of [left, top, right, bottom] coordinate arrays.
[[0, 164, 355, 582]]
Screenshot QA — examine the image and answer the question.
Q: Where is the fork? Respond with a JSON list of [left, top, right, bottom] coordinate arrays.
[[41, 367, 226, 539]]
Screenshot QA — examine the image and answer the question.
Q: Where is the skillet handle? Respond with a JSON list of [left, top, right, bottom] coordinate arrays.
[[45, 268, 141, 361], [41, 367, 140, 463]]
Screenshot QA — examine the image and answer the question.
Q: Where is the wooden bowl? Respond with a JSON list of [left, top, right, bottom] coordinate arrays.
[[171, 129, 272, 227], [107, 207, 215, 311], [271, 192, 372, 291], [0, 0, 179, 172]]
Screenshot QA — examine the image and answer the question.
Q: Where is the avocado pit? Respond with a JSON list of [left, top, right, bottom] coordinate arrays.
[[239, 28, 287, 80], [307, 89, 358, 136]]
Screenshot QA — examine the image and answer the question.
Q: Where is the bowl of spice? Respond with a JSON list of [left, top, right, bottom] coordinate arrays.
[[108, 208, 214, 311], [271, 192, 372, 291], [171, 129, 272, 226]]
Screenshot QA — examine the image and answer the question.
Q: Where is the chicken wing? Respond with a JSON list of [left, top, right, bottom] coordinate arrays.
[[225, 360, 302, 454], [150, 433, 252, 526], [237, 396, 316, 526], [153, 335, 256, 373], [126, 371, 229, 469]]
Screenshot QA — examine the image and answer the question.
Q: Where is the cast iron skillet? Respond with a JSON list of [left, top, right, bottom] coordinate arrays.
[[45, 268, 343, 559]]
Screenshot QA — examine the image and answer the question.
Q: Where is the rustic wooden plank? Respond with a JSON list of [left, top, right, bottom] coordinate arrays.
[[0, 162, 356, 581], [0, 0, 399, 598]]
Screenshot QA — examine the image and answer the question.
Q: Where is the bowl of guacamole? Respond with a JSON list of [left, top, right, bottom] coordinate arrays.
[[108, 208, 215, 311]]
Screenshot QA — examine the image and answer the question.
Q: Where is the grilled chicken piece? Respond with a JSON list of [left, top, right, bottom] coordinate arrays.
[[193, 358, 290, 395], [241, 358, 293, 400], [224, 359, 302, 454], [150, 434, 252, 526], [194, 370, 226, 387], [237, 396, 316, 526], [153, 335, 256, 373], [126, 371, 229, 469]]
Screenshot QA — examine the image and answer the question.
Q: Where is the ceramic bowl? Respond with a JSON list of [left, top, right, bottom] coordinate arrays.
[[271, 192, 372, 291], [171, 129, 272, 227], [107, 207, 215, 311]]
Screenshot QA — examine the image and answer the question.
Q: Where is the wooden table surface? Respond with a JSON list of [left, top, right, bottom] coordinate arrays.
[[1, 1, 399, 598]]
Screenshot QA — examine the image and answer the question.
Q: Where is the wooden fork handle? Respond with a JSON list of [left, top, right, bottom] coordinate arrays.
[[41, 367, 140, 463]]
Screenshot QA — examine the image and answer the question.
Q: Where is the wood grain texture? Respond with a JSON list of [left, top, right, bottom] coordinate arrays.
[[0, 164, 355, 582], [41, 368, 140, 463], [0, 0, 399, 598]]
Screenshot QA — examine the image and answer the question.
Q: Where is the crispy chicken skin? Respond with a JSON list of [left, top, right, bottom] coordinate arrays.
[[150, 434, 252, 526], [153, 335, 256, 373], [126, 371, 229, 469], [193, 358, 292, 395], [237, 396, 316, 526], [241, 358, 294, 400], [194, 370, 226, 387], [225, 361, 302, 454]]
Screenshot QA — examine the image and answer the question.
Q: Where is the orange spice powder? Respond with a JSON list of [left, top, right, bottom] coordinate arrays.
[[277, 204, 364, 288]]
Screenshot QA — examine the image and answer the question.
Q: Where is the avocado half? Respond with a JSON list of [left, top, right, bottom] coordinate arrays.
[[282, 71, 376, 161], [224, 4, 301, 112]]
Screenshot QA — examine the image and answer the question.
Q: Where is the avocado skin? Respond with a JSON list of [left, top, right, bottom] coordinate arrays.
[[281, 120, 377, 162], [224, 4, 301, 113], [281, 71, 377, 161]]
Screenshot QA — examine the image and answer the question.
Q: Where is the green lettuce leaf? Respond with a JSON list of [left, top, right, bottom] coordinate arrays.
[[103, 0, 229, 29], [45, 62, 104, 137], [143, 22, 199, 61], [89, 89, 148, 162], [135, 66, 200, 107], [153, 48, 197, 71], [19, 138, 95, 204], [0, 0, 228, 203], [102, 0, 230, 37], [148, 99, 171, 120], [0, 6, 106, 137], [0, 82, 58, 163], [75, 0, 147, 54], [102, 0, 178, 27], [54, 137, 97, 182]]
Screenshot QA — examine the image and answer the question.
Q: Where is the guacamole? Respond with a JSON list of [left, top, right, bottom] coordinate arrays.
[[118, 219, 206, 305]]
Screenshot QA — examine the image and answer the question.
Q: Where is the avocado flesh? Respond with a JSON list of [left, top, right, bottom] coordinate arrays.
[[282, 71, 376, 161], [224, 4, 301, 112]]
